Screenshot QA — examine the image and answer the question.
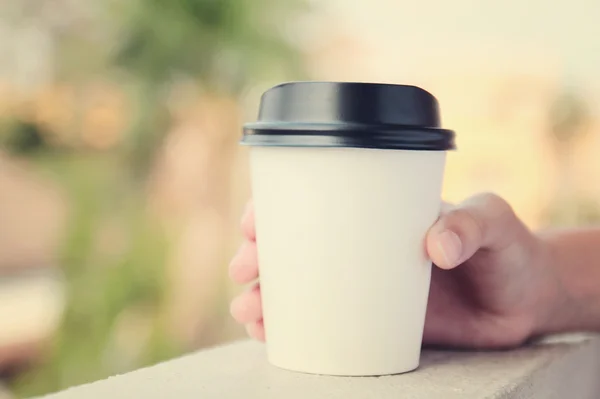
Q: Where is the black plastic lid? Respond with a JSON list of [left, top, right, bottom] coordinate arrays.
[[241, 82, 455, 151]]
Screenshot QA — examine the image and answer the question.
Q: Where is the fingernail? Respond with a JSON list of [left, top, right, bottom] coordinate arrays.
[[437, 230, 462, 267]]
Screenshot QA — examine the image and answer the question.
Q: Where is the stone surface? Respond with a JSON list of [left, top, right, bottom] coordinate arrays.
[[0, 384, 14, 399], [39, 335, 600, 399]]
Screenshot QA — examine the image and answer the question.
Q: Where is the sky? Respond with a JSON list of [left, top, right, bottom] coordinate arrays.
[[317, 0, 600, 86]]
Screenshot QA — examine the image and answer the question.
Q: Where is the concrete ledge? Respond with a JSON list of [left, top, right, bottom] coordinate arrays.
[[39, 335, 600, 399]]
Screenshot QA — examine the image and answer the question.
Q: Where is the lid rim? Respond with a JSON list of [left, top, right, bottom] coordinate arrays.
[[243, 121, 449, 131], [241, 130, 456, 151]]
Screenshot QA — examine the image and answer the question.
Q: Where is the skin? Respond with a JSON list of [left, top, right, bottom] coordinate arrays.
[[229, 193, 600, 348]]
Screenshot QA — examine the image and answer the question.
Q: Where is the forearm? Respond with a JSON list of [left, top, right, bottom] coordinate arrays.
[[537, 227, 600, 334]]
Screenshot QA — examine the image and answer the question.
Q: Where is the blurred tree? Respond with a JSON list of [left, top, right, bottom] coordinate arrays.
[[112, 0, 307, 175], [547, 88, 589, 200], [0, 119, 49, 155], [7, 0, 308, 397], [543, 197, 600, 226], [110, 0, 309, 352], [542, 87, 599, 226], [548, 89, 591, 145]]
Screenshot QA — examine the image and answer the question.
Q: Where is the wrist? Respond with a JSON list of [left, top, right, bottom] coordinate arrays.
[[528, 234, 573, 337], [530, 229, 600, 337]]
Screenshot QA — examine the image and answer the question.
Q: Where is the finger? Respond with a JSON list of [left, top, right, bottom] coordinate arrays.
[[424, 200, 460, 269], [230, 283, 262, 324], [229, 241, 259, 283], [427, 226, 463, 270], [245, 320, 265, 341], [427, 193, 522, 269], [241, 201, 256, 242]]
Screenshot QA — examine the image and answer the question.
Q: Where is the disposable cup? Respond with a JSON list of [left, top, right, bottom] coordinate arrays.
[[241, 82, 455, 376]]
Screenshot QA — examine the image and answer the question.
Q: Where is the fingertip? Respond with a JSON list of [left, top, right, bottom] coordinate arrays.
[[230, 284, 262, 324], [427, 226, 462, 270], [246, 320, 265, 341], [229, 242, 259, 283]]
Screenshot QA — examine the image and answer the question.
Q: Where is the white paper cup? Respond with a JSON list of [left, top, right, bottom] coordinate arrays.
[[242, 82, 455, 376]]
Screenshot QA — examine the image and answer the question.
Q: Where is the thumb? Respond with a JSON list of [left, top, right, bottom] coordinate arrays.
[[426, 193, 522, 269]]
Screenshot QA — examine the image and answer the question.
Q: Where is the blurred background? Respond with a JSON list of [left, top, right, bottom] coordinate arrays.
[[1, 0, 599, 397]]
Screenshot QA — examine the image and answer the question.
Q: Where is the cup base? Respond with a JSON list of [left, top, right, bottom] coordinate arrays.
[[267, 356, 420, 377]]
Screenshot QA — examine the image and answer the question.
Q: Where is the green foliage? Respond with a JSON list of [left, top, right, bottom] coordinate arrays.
[[4, 1, 307, 396], [12, 154, 179, 398], [541, 196, 600, 227], [547, 89, 591, 144], [113, 0, 307, 90], [111, 0, 308, 175], [0, 118, 51, 155], [542, 86, 599, 228]]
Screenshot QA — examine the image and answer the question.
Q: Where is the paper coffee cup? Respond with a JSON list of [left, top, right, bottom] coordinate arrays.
[[241, 82, 455, 376]]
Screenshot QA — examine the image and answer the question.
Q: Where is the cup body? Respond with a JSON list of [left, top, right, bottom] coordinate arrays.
[[250, 145, 446, 376]]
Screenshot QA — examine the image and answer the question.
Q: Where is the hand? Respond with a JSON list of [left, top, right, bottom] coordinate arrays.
[[229, 193, 563, 348]]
